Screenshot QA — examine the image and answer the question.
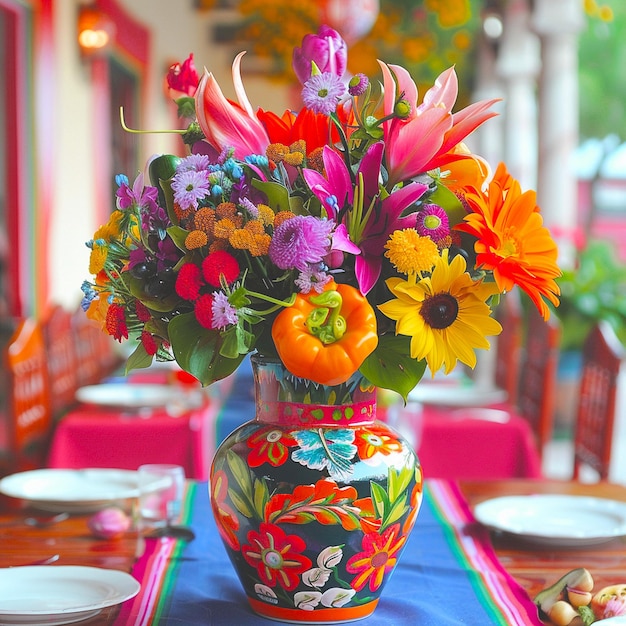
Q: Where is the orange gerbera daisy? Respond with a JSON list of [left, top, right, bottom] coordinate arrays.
[[456, 162, 561, 319]]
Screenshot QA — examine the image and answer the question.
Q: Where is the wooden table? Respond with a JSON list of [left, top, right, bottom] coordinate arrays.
[[459, 479, 626, 601], [2, 479, 626, 624]]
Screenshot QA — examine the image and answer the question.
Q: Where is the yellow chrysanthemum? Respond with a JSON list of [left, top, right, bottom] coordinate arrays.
[[384, 228, 439, 276], [257, 204, 275, 226], [89, 244, 108, 275], [378, 249, 502, 375]]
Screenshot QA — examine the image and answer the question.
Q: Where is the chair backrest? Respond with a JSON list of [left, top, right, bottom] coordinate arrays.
[[71, 307, 120, 387], [4, 317, 52, 472], [42, 305, 78, 418], [516, 305, 561, 456], [573, 321, 625, 481], [494, 288, 523, 406]]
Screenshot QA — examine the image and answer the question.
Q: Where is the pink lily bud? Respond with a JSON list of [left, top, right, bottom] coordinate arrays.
[[167, 54, 199, 99], [292, 25, 347, 85], [88, 507, 131, 539]]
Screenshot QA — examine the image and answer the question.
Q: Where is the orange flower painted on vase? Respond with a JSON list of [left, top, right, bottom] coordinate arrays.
[[211, 469, 240, 550], [242, 522, 312, 591], [247, 426, 297, 467], [346, 523, 407, 592], [354, 425, 403, 461]]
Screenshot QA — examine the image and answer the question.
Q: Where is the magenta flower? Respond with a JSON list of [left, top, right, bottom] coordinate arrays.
[[166, 53, 199, 99], [415, 204, 450, 241], [292, 25, 347, 84], [302, 143, 429, 293]]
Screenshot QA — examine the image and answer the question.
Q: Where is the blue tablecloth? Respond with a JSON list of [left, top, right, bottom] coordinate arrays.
[[133, 480, 540, 626]]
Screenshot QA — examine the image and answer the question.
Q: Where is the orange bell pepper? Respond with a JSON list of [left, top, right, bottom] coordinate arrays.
[[271, 281, 378, 386]]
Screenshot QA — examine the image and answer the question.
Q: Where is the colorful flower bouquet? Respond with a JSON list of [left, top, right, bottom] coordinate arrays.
[[82, 25, 561, 399]]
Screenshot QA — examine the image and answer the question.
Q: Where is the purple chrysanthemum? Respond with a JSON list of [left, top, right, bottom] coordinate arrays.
[[301, 72, 346, 116], [348, 73, 369, 97], [171, 169, 210, 210], [269, 215, 334, 272], [211, 291, 238, 329], [415, 204, 450, 241]]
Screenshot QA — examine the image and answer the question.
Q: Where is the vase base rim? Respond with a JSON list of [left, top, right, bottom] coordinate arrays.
[[248, 597, 379, 623]]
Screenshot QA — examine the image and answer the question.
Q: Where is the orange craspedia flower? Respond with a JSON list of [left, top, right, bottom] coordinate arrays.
[[456, 162, 561, 320]]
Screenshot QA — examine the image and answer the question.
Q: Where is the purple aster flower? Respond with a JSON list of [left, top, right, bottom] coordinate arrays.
[[177, 154, 211, 172], [269, 215, 335, 272], [348, 73, 369, 97], [295, 267, 332, 294], [415, 204, 450, 241], [211, 291, 238, 329], [239, 197, 259, 218], [302, 73, 346, 116], [171, 169, 210, 210]]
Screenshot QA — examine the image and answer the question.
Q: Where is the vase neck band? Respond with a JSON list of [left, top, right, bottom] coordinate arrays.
[[256, 399, 377, 427]]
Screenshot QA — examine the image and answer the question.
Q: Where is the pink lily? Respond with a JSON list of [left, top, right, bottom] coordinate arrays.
[[303, 143, 428, 294], [379, 62, 499, 186], [194, 52, 270, 159]]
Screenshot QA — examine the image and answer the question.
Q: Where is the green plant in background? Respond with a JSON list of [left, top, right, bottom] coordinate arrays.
[[555, 239, 626, 351]]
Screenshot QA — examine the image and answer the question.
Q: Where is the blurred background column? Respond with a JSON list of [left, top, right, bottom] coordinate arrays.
[[497, 0, 540, 191], [532, 0, 585, 270]]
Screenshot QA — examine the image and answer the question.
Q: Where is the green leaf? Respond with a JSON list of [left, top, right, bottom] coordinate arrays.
[[253, 478, 269, 519], [148, 154, 181, 211], [370, 481, 388, 520], [360, 335, 426, 400], [429, 179, 466, 226], [387, 465, 413, 503], [168, 312, 244, 385], [251, 179, 292, 212], [229, 487, 254, 518], [167, 225, 190, 252], [383, 495, 409, 528], [124, 342, 154, 372], [127, 276, 179, 313]]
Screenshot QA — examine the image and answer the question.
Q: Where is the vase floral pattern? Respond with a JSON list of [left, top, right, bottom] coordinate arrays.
[[210, 356, 422, 622]]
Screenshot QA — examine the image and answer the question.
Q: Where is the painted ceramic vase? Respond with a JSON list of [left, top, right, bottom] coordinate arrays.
[[209, 355, 423, 623]]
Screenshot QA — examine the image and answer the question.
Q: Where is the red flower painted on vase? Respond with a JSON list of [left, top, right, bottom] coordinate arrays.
[[247, 426, 297, 467], [346, 523, 407, 592], [242, 522, 312, 591], [211, 469, 240, 550], [354, 425, 403, 461]]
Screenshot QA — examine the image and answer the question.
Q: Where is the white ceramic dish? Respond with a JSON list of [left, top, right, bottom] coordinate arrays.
[[0, 566, 139, 625], [75, 383, 179, 408], [0, 468, 163, 513], [409, 383, 507, 407], [474, 494, 626, 547]]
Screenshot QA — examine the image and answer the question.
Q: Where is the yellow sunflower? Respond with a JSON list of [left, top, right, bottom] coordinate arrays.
[[378, 249, 502, 375]]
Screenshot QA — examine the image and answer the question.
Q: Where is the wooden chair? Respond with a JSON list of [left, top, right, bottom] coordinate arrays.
[[516, 304, 561, 459], [41, 305, 78, 420], [494, 288, 523, 406], [71, 307, 121, 388], [3, 317, 52, 473], [573, 321, 625, 481]]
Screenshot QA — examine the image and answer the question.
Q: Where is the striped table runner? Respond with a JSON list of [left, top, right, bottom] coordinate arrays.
[[117, 479, 542, 625]]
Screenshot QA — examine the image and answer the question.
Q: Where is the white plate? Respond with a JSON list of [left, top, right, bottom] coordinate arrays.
[[75, 383, 179, 408], [599, 618, 626, 625], [474, 494, 626, 546], [0, 566, 139, 625], [0, 469, 163, 513], [409, 383, 507, 407]]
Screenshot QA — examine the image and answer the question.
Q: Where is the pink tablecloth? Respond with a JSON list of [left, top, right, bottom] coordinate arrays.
[[47, 400, 221, 480], [384, 403, 543, 480]]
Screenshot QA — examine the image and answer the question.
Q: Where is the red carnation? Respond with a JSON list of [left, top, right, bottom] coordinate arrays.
[[140, 331, 158, 356], [202, 250, 239, 288], [175, 262, 204, 301], [135, 300, 152, 322], [194, 293, 215, 329], [105, 303, 129, 342]]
